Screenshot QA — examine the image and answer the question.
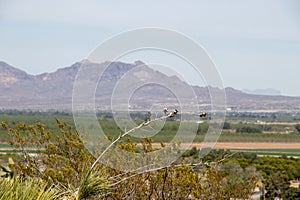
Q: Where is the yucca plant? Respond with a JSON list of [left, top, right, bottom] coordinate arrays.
[[76, 169, 110, 200], [0, 177, 61, 200]]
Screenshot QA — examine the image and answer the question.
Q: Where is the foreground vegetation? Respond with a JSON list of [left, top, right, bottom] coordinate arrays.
[[0, 111, 299, 199], [0, 120, 262, 199]]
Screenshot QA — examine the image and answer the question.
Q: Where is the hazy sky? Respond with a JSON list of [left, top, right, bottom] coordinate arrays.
[[0, 0, 300, 96]]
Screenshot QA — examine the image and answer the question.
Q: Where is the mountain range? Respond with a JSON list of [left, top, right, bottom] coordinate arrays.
[[0, 60, 299, 112]]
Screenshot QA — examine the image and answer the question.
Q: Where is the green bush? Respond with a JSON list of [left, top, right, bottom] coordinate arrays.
[[236, 126, 262, 133], [222, 122, 231, 130]]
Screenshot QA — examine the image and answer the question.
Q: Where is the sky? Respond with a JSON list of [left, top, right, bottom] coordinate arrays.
[[0, 0, 300, 96]]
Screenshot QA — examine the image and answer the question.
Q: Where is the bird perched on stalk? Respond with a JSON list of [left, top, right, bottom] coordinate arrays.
[[145, 111, 152, 122], [168, 109, 179, 118], [163, 106, 168, 115], [199, 112, 207, 118]]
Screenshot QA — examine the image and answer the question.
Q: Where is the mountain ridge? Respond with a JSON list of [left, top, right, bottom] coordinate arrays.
[[0, 61, 299, 112]]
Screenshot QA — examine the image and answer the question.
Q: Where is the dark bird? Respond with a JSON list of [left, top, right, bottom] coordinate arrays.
[[199, 112, 207, 118], [145, 111, 152, 122], [163, 106, 168, 115], [168, 109, 179, 118]]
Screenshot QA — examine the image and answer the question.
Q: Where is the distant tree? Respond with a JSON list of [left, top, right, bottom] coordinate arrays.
[[295, 124, 300, 133], [223, 122, 231, 130], [236, 126, 262, 133], [197, 122, 209, 135]]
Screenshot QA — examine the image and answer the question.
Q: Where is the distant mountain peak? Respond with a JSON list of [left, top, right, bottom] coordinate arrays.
[[225, 87, 244, 94], [134, 60, 145, 66], [79, 59, 91, 64], [0, 61, 32, 86], [0, 60, 299, 111]]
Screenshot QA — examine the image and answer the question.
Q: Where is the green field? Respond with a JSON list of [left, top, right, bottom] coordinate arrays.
[[1, 111, 300, 145]]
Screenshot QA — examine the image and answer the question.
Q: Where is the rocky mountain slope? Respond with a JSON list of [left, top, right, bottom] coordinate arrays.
[[0, 61, 299, 112]]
